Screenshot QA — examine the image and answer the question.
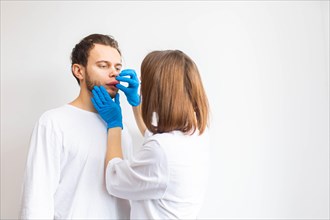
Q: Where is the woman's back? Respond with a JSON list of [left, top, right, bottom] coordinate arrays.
[[129, 130, 210, 219]]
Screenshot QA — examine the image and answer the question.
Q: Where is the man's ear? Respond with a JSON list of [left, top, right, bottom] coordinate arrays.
[[72, 64, 85, 81]]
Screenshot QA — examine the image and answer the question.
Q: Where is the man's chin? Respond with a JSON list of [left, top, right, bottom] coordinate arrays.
[[106, 88, 118, 99], [87, 84, 118, 98]]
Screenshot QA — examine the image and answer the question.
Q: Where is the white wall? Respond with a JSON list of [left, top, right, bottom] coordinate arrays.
[[1, 1, 329, 219]]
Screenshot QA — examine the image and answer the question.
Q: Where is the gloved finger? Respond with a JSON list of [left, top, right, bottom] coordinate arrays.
[[119, 69, 136, 78], [115, 83, 128, 93], [94, 86, 107, 104], [116, 76, 139, 87], [114, 93, 120, 105], [91, 97, 101, 112], [100, 85, 112, 102], [92, 88, 104, 107], [119, 69, 139, 82]]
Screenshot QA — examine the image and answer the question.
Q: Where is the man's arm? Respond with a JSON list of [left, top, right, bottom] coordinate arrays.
[[20, 118, 61, 219]]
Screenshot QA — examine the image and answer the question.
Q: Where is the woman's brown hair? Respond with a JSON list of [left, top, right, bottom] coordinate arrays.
[[140, 50, 209, 135]]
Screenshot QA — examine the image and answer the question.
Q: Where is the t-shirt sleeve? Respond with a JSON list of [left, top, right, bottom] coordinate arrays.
[[105, 139, 168, 200], [20, 116, 61, 219]]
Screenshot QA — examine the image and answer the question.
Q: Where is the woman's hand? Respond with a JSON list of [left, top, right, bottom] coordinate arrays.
[[91, 85, 123, 129], [116, 69, 141, 107]]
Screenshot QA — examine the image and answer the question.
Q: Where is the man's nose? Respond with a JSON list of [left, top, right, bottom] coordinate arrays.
[[109, 67, 120, 77]]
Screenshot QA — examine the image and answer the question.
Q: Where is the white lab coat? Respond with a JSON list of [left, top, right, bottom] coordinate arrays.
[[106, 129, 210, 219], [20, 104, 133, 219]]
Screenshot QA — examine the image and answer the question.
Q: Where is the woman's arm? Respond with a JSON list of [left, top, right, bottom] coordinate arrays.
[[105, 127, 123, 169], [116, 69, 146, 135], [105, 140, 168, 200], [133, 105, 146, 136], [90, 85, 124, 172]]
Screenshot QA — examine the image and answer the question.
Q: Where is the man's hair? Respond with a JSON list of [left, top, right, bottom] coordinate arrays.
[[140, 50, 209, 135], [70, 34, 121, 85]]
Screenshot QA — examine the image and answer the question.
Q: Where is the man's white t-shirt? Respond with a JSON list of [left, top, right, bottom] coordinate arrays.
[[20, 104, 133, 219], [106, 129, 210, 219]]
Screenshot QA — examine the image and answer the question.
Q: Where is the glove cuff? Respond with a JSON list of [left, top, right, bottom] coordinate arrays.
[[107, 122, 123, 130], [131, 96, 141, 107]]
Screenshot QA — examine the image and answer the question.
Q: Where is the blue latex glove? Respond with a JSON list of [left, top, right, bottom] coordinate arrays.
[[116, 69, 141, 107], [91, 85, 123, 129]]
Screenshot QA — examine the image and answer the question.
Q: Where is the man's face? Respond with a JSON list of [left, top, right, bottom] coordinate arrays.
[[84, 44, 122, 98]]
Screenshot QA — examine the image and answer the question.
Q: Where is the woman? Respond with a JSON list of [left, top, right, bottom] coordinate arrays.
[[92, 50, 210, 219]]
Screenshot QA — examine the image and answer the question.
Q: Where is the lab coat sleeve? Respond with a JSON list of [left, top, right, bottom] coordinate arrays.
[[20, 117, 61, 219], [105, 139, 168, 200]]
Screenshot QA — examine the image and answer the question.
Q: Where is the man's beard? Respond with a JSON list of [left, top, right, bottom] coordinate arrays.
[[85, 70, 98, 92], [85, 69, 116, 98]]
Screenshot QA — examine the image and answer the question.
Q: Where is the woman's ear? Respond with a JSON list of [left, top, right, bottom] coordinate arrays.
[[72, 64, 84, 81]]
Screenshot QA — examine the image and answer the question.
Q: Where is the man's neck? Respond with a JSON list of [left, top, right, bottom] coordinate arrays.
[[69, 87, 97, 113]]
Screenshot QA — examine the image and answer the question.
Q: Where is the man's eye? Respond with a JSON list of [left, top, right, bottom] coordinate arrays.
[[116, 67, 121, 71], [99, 65, 107, 68]]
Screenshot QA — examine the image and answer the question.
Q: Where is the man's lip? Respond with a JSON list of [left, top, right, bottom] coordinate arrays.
[[107, 81, 119, 86]]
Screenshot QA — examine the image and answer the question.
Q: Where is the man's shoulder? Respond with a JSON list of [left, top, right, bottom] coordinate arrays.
[[37, 104, 71, 124]]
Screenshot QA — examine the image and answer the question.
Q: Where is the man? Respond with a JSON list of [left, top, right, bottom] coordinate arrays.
[[20, 34, 132, 219]]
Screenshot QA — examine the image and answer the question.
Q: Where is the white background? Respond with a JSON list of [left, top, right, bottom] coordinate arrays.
[[1, 1, 329, 219]]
